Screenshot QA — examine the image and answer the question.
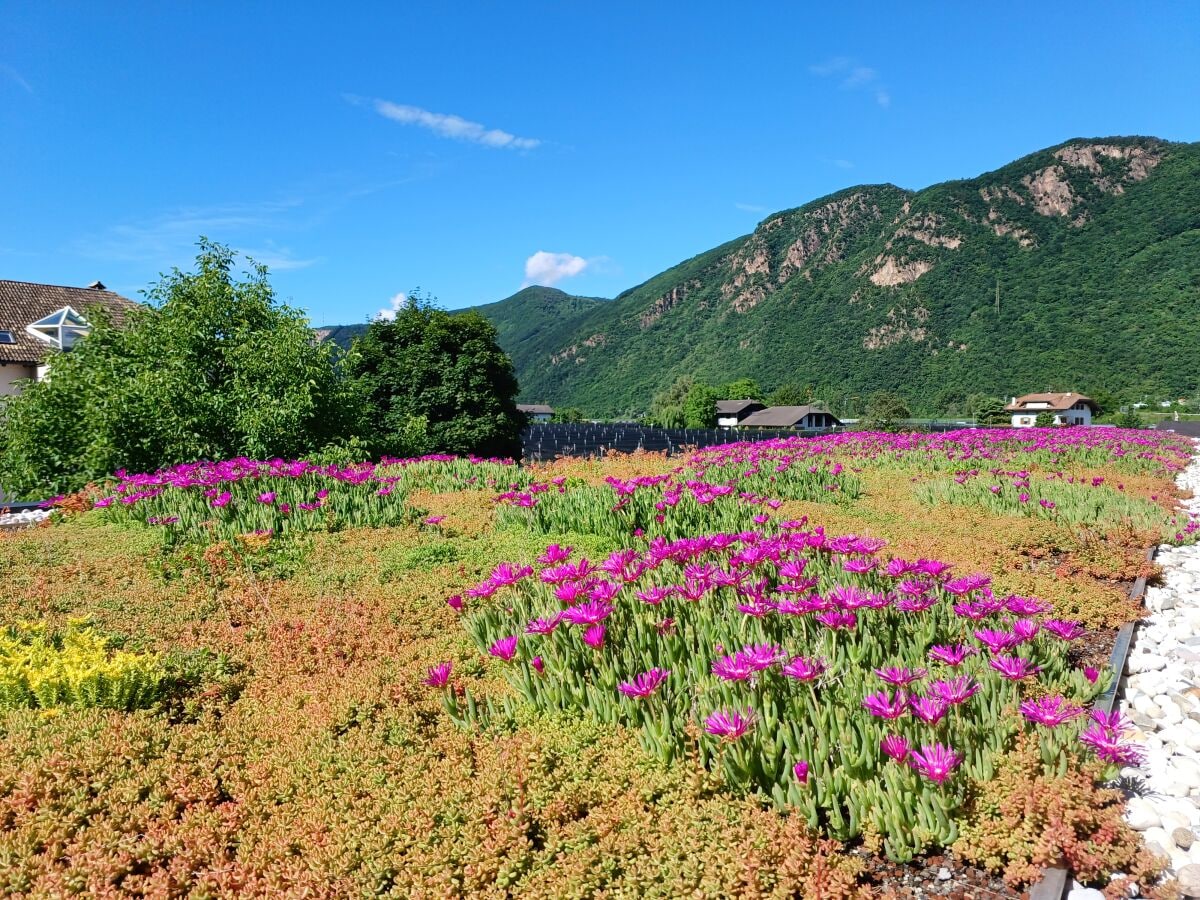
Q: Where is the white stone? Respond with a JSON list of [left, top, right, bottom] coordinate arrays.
[[1126, 796, 1160, 830], [1066, 888, 1105, 900]]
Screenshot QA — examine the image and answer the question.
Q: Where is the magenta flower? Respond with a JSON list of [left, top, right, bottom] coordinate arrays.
[[446, 594, 464, 612], [815, 610, 857, 631], [636, 585, 674, 605], [742, 643, 785, 670], [210, 491, 232, 508], [656, 617, 677, 636], [1043, 619, 1086, 641], [1019, 695, 1086, 727], [583, 624, 606, 649], [257, 491, 276, 504], [538, 543, 573, 565], [704, 707, 755, 741], [909, 695, 949, 725], [862, 689, 909, 719], [423, 661, 452, 687], [988, 655, 1042, 680], [589, 580, 621, 603], [1083, 666, 1100, 684], [1005, 595, 1051, 616], [711, 653, 756, 681], [880, 734, 911, 763], [488, 636, 519, 661], [943, 574, 990, 595], [525, 614, 563, 635], [975, 629, 1021, 654], [909, 743, 962, 783], [554, 582, 586, 605], [874, 666, 926, 687], [561, 600, 614, 626], [793, 760, 810, 784], [490, 562, 534, 588], [531, 656, 545, 674], [781, 655, 827, 681], [1011, 618, 1040, 642], [929, 676, 980, 705], [1079, 724, 1145, 766], [928, 644, 977, 667], [618, 668, 670, 698]]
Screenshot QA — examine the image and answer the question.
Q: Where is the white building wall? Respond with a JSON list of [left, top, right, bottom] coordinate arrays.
[[0, 364, 36, 396]]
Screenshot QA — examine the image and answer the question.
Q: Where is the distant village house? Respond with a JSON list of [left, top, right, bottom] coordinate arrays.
[[738, 405, 842, 430], [715, 399, 766, 428], [518, 403, 554, 423], [0, 279, 139, 395], [1004, 392, 1097, 427]]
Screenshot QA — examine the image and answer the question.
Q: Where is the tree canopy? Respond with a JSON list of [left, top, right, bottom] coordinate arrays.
[[0, 240, 357, 497]]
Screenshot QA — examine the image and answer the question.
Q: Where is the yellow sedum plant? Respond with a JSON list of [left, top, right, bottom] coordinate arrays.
[[0, 623, 164, 711]]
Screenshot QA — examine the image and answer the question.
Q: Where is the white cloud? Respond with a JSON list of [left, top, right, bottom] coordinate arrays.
[[809, 57, 892, 107], [522, 251, 588, 287], [833, 159, 855, 169], [376, 292, 408, 321], [735, 202, 768, 213], [350, 95, 540, 150]]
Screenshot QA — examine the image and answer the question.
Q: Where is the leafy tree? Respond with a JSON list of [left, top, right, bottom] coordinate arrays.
[[769, 383, 812, 406], [0, 240, 358, 497], [1112, 409, 1147, 429], [554, 407, 585, 423], [863, 391, 911, 432], [683, 383, 720, 428], [350, 295, 522, 460], [649, 375, 695, 424], [1034, 412, 1056, 428], [719, 378, 764, 402], [969, 396, 1010, 425]]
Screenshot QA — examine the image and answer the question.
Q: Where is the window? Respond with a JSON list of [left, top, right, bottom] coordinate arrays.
[[0, 330, 14, 344], [25, 307, 91, 350]]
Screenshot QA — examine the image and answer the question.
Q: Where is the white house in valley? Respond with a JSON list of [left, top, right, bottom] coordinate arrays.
[[518, 403, 555, 423], [1004, 392, 1098, 427], [715, 399, 766, 428], [738, 405, 842, 430], [0, 280, 139, 395]]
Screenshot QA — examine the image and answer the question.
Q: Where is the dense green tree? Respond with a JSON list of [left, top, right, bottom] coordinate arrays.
[[554, 407, 585, 423], [769, 383, 812, 406], [719, 378, 764, 402], [1034, 412, 1056, 428], [350, 296, 522, 460], [0, 240, 358, 497], [863, 391, 911, 432], [648, 375, 696, 425], [970, 396, 1010, 425], [683, 383, 720, 428]]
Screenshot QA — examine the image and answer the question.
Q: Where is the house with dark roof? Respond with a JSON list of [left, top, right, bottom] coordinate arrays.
[[517, 403, 555, 423], [1004, 392, 1097, 427], [739, 405, 842, 430], [0, 279, 140, 395], [715, 399, 766, 428]]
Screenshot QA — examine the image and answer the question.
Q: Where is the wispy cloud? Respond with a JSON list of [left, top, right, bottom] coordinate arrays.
[[832, 159, 855, 169], [0, 63, 33, 94], [522, 251, 590, 287], [71, 199, 317, 271], [734, 202, 768, 214], [348, 95, 540, 150], [809, 57, 891, 107]]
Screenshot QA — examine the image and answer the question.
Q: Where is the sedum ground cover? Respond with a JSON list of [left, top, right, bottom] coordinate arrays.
[[0, 429, 1197, 898]]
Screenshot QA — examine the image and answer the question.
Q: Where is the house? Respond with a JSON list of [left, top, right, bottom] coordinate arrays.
[[0, 279, 139, 395], [1004, 392, 1098, 427], [518, 403, 555, 423], [715, 399, 766, 428], [738, 405, 842, 430]]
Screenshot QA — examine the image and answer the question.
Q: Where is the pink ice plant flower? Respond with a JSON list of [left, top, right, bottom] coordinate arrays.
[[537, 543, 573, 565], [618, 668, 670, 699], [874, 666, 926, 687], [531, 656, 545, 674], [1042, 619, 1086, 641], [742, 643, 785, 670], [561, 600, 614, 626], [636, 585, 674, 605], [1083, 666, 1101, 684], [909, 743, 962, 783], [909, 695, 949, 725], [583, 624, 606, 649], [1019, 695, 1086, 727], [929, 676, 981, 705], [524, 614, 564, 635], [781, 655, 828, 681], [793, 760, 810, 784], [988, 655, 1042, 680], [704, 707, 755, 741], [489, 636, 519, 661], [862, 689, 909, 719], [880, 734, 911, 763], [815, 610, 857, 630], [445, 594, 464, 612], [711, 653, 757, 681], [928, 644, 978, 667], [975, 629, 1022, 654], [423, 661, 452, 687]]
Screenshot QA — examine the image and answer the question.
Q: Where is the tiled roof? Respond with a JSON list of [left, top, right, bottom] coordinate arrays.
[[0, 279, 140, 364], [739, 405, 842, 427], [518, 403, 555, 415], [1003, 392, 1097, 412]]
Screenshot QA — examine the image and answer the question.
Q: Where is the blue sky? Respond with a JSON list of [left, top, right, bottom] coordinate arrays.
[[1, 2, 1197, 324]]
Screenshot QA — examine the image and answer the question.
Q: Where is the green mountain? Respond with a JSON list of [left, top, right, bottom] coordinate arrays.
[[323, 136, 1200, 416], [494, 136, 1200, 415]]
